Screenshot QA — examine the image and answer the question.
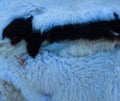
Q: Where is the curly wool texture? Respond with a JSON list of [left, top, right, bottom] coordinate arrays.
[[0, 49, 120, 101], [0, 0, 120, 101]]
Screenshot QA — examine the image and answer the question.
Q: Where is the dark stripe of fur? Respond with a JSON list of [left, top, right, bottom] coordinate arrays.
[[2, 13, 120, 57]]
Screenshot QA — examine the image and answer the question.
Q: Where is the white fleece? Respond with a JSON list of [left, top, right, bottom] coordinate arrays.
[[0, 38, 27, 59], [42, 39, 120, 57], [0, 0, 120, 35], [32, 0, 120, 33], [0, 37, 120, 101], [0, 38, 120, 59], [0, 47, 120, 101], [0, 0, 120, 101]]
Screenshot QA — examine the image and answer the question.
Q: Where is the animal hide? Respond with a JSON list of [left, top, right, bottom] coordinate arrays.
[[0, 0, 120, 101]]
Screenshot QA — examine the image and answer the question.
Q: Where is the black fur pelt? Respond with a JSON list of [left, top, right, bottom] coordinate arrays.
[[2, 13, 120, 57]]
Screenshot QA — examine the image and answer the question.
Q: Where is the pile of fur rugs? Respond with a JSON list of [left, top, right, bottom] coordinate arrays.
[[0, 0, 120, 101]]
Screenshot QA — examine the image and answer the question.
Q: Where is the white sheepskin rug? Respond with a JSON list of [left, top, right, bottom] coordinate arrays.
[[0, 0, 120, 101]]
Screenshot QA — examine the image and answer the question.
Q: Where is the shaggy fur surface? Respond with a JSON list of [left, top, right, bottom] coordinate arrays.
[[0, 48, 120, 101], [0, 0, 120, 101], [0, 38, 27, 58], [2, 16, 120, 57], [0, 0, 120, 34], [0, 38, 120, 59], [1, 0, 120, 57]]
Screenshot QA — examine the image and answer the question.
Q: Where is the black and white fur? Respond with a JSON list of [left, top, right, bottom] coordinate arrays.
[[2, 13, 120, 58]]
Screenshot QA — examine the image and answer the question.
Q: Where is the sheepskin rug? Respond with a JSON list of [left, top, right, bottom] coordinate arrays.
[[0, 0, 120, 101]]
